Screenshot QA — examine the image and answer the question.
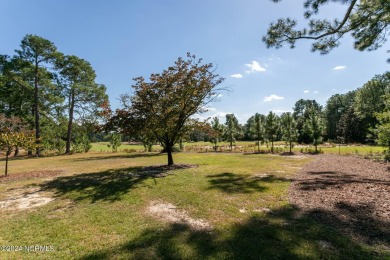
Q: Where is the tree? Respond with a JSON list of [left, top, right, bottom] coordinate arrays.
[[107, 133, 122, 152], [224, 114, 242, 151], [15, 34, 61, 156], [280, 112, 298, 153], [375, 94, 390, 151], [263, 0, 390, 55], [304, 109, 324, 153], [338, 106, 365, 143], [354, 72, 390, 141], [0, 55, 32, 118], [265, 111, 280, 153], [293, 99, 322, 143], [324, 91, 356, 140], [0, 115, 35, 176], [209, 117, 225, 151], [248, 113, 266, 153], [57, 55, 108, 154], [107, 53, 224, 165]]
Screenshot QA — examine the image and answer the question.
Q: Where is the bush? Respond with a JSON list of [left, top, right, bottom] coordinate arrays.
[[72, 134, 92, 153], [383, 149, 390, 162]]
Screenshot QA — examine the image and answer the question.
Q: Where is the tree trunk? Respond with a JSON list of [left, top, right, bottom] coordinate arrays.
[[167, 146, 174, 166], [271, 139, 274, 153], [257, 140, 260, 153], [5, 149, 9, 176], [14, 146, 19, 157], [289, 141, 292, 153], [34, 61, 41, 157], [66, 88, 75, 154]]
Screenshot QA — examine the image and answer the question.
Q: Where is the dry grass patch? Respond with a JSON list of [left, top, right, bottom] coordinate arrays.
[[146, 200, 212, 231]]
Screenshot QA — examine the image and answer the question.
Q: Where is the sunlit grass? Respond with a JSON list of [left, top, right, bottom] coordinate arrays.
[[0, 152, 384, 258], [91, 141, 386, 156]]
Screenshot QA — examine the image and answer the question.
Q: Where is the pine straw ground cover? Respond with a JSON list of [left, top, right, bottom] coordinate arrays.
[[289, 155, 390, 257], [0, 152, 388, 259]]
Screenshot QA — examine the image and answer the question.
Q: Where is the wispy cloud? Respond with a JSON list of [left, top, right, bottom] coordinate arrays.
[[205, 107, 217, 112], [245, 61, 266, 73], [313, 90, 319, 94], [272, 109, 292, 115], [264, 94, 284, 102], [230, 73, 243, 78], [192, 109, 229, 122], [303, 90, 310, 93], [332, 65, 346, 71]]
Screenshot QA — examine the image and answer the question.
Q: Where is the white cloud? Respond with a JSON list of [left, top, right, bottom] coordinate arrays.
[[245, 61, 266, 73], [272, 109, 292, 115], [313, 90, 319, 94], [191, 109, 229, 122], [264, 94, 284, 102], [230, 73, 243, 78], [332, 65, 346, 71], [206, 107, 217, 112], [214, 112, 228, 118], [303, 90, 310, 93]]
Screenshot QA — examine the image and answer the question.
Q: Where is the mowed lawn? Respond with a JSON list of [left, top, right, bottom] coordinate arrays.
[[92, 141, 386, 156], [0, 152, 379, 259]]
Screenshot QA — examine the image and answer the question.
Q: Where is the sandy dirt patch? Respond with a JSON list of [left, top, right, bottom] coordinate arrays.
[[147, 200, 212, 230], [0, 187, 54, 210]]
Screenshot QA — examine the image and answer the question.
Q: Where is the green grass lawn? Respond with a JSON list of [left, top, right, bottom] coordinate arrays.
[[92, 141, 386, 156], [0, 151, 385, 259]]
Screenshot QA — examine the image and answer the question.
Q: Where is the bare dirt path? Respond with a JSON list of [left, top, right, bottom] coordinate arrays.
[[289, 154, 390, 247]]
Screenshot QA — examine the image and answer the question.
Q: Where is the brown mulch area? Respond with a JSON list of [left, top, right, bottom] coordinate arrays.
[[289, 154, 390, 246], [0, 170, 64, 183]]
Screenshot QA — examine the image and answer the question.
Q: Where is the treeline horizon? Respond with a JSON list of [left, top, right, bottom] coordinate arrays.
[[176, 71, 390, 152], [1, 34, 390, 157]]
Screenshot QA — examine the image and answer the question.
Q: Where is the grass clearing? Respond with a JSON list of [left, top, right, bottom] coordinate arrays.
[[91, 141, 386, 157], [0, 151, 385, 258]]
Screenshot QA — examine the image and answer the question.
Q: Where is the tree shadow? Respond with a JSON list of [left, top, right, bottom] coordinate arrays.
[[307, 202, 390, 246], [39, 164, 193, 203], [297, 171, 390, 190], [206, 173, 288, 194], [80, 205, 379, 259], [71, 152, 162, 162]]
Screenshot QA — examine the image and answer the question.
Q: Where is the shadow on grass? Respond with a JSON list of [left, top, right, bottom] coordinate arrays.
[[71, 152, 163, 162], [0, 155, 41, 162], [309, 202, 390, 246], [39, 164, 191, 203], [206, 172, 288, 194], [80, 205, 380, 260]]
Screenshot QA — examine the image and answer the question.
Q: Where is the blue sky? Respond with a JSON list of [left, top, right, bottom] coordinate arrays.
[[1, 0, 389, 123]]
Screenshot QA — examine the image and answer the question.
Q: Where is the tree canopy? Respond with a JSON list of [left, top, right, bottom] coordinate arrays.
[[57, 55, 108, 154], [106, 53, 224, 165], [263, 0, 390, 55]]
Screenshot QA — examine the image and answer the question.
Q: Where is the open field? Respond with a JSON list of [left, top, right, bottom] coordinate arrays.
[[92, 141, 386, 156], [0, 151, 388, 259]]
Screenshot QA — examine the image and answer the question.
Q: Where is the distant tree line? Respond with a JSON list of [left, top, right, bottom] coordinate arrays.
[[0, 34, 109, 156], [2, 35, 390, 165], [185, 71, 390, 152]]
